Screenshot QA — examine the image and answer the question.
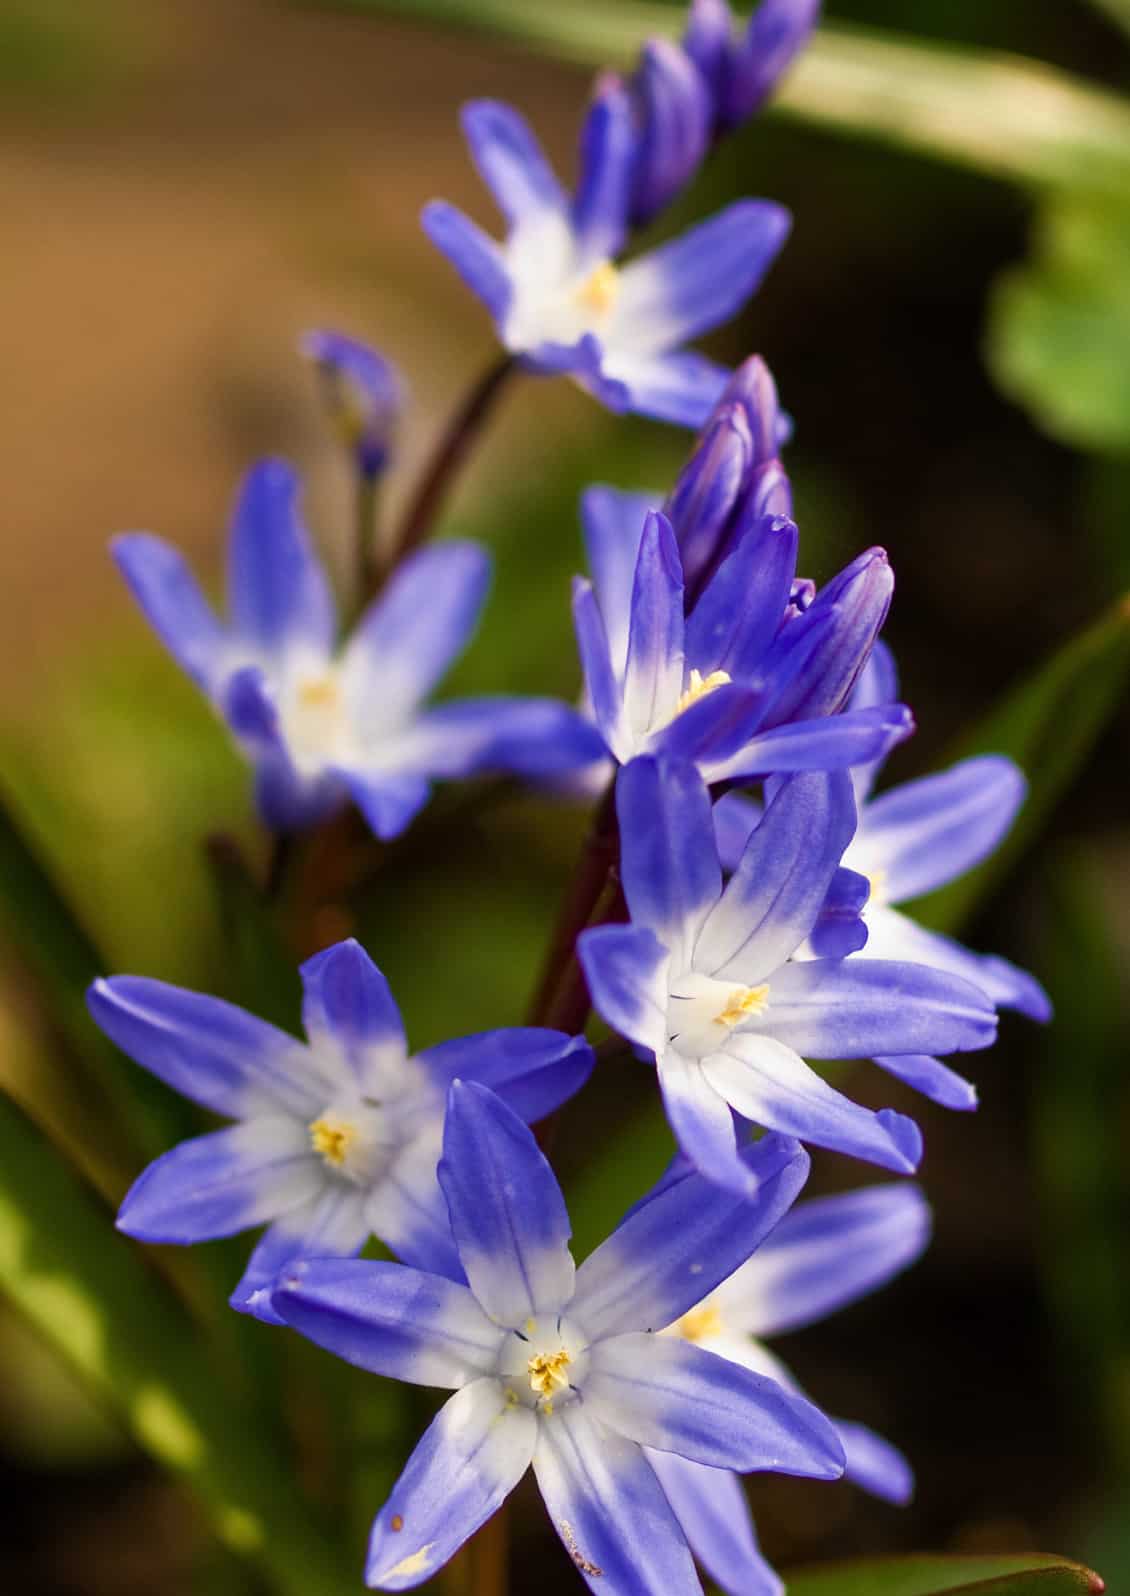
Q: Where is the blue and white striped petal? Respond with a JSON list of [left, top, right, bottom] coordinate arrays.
[[364, 1131, 465, 1285], [586, 1334, 844, 1476], [656, 1047, 755, 1195], [439, 1083, 575, 1327], [367, 1379, 536, 1590], [621, 514, 685, 742], [416, 1028, 594, 1125], [598, 348, 731, 428], [617, 757, 720, 970], [461, 100, 568, 226], [860, 903, 1051, 1022], [111, 533, 227, 694], [398, 697, 606, 780], [299, 938, 407, 1098], [225, 459, 337, 664], [420, 201, 512, 319], [700, 704, 915, 786], [578, 924, 671, 1057], [271, 1257, 502, 1386], [532, 1404, 701, 1596], [232, 1182, 372, 1323], [580, 485, 657, 678], [836, 1418, 915, 1505], [646, 1449, 784, 1596]]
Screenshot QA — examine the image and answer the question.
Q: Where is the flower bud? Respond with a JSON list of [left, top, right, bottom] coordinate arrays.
[[626, 38, 713, 225], [724, 0, 822, 127], [768, 548, 894, 723], [301, 330, 402, 479], [683, 0, 736, 107]]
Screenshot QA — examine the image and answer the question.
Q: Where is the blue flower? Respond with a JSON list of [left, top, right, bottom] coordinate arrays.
[[573, 492, 913, 785], [715, 642, 1052, 1110], [685, 0, 821, 129], [87, 940, 593, 1324], [113, 458, 603, 836], [301, 329, 402, 478], [646, 1179, 930, 1595], [579, 758, 998, 1193], [271, 1081, 844, 1592], [423, 94, 790, 427]]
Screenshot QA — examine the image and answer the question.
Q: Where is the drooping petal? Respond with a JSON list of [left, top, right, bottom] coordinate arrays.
[[646, 1450, 784, 1596], [111, 534, 227, 693], [578, 923, 671, 1056], [87, 975, 318, 1120], [617, 757, 721, 969], [600, 348, 732, 428], [271, 1256, 502, 1385], [613, 201, 791, 357], [622, 513, 685, 741], [398, 697, 606, 780], [695, 771, 856, 987], [760, 958, 998, 1057], [703, 1035, 922, 1174], [367, 1378, 536, 1590], [858, 906, 1050, 1021], [417, 1029, 594, 1124], [299, 938, 407, 1097], [116, 1118, 321, 1244], [364, 1130, 465, 1285], [343, 541, 490, 734], [340, 768, 432, 841], [420, 201, 512, 320], [859, 755, 1026, 903], [715, 1183, 931, 1337], [573, 80, 634, 263], [587, 1334, 844, 1476], [871, 1053, 978, 1112], [461, 100, 568, 225], [685, 515, 797, 682], [656, 1047, 755, 1195], [573, 577, 624, 753], [231, 1183, 372, 1323], [580, 486, 657, 679], [532, 1403, 701, 1596], [836, 1419, 915, 1505], [700, 703, 915, 786], [439, 1082, 574, 1327], [225, 459, 336, 662], [573, 1132, 809, 1341]]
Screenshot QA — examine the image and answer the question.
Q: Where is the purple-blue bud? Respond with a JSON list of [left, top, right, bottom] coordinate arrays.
[[770, 547, 894, 722], [626, 37, 713, 225], [724, 0, 822, 127], [683, 0, 736, 107], [301, 330, 402, 479]]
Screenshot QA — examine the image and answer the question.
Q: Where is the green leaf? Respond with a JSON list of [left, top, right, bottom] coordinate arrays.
[[326, 2, 1130, 198], [0, 1090, 358, 1596], [783, 1552, 1105, 1596], [988, 196, 1130, 455], [910, 596, 1130, 935]]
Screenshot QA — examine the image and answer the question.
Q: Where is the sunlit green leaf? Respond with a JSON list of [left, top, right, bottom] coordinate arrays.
[[0, 1091, 358, 1596], [328, 2, 1130, 197], [783, 1552, 1105, 1595], [911, 596, 1130, 934]]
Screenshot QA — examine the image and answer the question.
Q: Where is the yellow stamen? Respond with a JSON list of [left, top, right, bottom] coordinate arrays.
[[714, 983, 770, 1028], [296, 674, 340, 710], [309, 1114, 356, 1168], [865, 867, 886, 906], [576, 260, 620, 317], [527, 1349, 572, 1402], [675, 668, 732, 717], [672, 1302, 724, 1343]]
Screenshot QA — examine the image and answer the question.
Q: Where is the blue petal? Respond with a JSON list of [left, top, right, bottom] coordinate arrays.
[[647, 1450, 783, 1596], [340, 769, 432, 841], [765, 548, 893, 724], [704, 1036, 923, 1174], [656, 1048, 754, 1195], [763, 958, 999, 1057], [683, 0, 735, 102], [601, 348, 731, 427], [861, 906, 1052, 1023], [420, 201, 511, 320], [343, 541, 490, 725], [615, 201, 791, 353], [573, 80, 634, 263], [368, 1380, 536, 1590], [87, 975, 320, 1119], [404, 697, 606, 779], [872, 1053, 978, 1112], [439, 1082, 574, 1326], [117, 1118, 321, 1244], [573, 1132, 809, 1340], [225, 459, 336, 661], [622, 513, 685, 741], [836, 1418, 915, 1506], [271, 1256, 502, 1385], [696, 772, 856, 986], [588, 1334, 844, 1476], [685, 515, 798, 680], [859, 755, 1027, 904], [663, 403, 754, 597], [231, 1184, 371, 1323], [222, 663, 282, 749], [532, 1404, 701, 1596], [808, 867, 871, 958], [577, 923, 671, 1056], [112, 534, 226, 693], [617, 757, 721, 969], [580, 486, 657, 678], [627, 38, 713, 226], [712, 792, 760, 874], [726, 0, 822, 124], [846, 638, 899, 803], [719, 1182, 932, 1336], [365, 1133, 465, 1284], [701, 704, 916, 786], [298, 939, 407, 1095], [300, 330, 402, 476], [461, 100, 567, 225], [417, 1029, 594, 1124]]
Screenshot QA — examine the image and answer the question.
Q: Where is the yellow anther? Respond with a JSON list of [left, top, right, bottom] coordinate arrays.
[[527, 1349, 572, 1401], [576, 260, 620, 317], [297, 674, 340, 710], [672, 1302, 724, 1344], [714, 983, 770, 1028], [865, 867, 887, 906], [675, 669, 732, 717], [309, 1114, 356, 1168]]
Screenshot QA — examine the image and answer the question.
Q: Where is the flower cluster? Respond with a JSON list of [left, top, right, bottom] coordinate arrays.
[[93, 4, 1052, 1592]]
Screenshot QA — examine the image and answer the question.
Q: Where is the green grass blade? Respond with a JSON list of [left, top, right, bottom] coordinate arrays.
[[783, 1552, 1105, 1595]]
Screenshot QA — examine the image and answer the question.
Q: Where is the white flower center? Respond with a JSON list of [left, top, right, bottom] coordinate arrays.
[[667, 971, 770, 1058], [307, 1100, 394, 1187], [281, 667, 353, 775], [497, 1314, 589, 1416]]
